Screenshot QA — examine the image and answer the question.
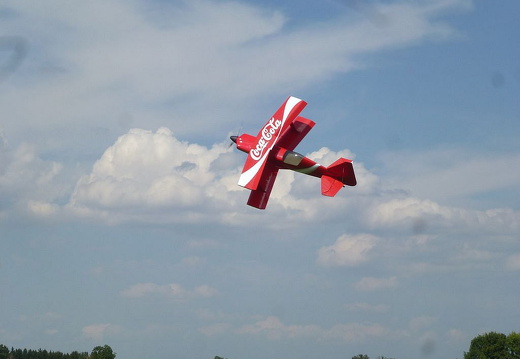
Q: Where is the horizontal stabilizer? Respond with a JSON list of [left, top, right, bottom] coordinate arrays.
[[321, 175, 344, 197]]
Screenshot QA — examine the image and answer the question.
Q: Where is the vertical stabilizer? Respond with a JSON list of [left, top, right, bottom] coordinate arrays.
[[321, 158, 356, 196]]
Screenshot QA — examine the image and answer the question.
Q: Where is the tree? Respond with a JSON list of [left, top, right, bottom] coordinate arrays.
[[90, 345, 116, 359], [352, 355, 369, 359], [508, 332, 520, 359], [464, 332, 520, 359], [0, 345, 9, 359]]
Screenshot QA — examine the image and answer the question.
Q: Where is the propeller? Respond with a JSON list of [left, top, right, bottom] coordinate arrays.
[[228, 122, 243, 149], [228, 135, 237, 149]]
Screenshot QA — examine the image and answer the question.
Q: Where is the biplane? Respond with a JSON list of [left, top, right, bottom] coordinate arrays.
[[231, 96, 356, 209]]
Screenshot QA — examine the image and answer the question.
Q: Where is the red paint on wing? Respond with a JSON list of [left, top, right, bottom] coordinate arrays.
[[238, 96, 307, 190]]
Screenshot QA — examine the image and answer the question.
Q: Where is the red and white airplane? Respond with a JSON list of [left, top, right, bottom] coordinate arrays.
[[231, 96, 357, 209]]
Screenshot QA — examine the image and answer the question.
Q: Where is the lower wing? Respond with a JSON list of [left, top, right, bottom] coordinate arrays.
[[246, 164, 279, 209]]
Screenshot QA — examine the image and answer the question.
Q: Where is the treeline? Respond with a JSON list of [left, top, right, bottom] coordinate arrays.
[[0, 345, 115, 359], [0, 346, 88, 359]]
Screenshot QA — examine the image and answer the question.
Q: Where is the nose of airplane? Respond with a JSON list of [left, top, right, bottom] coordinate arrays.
[[230, 135, 237, 143]]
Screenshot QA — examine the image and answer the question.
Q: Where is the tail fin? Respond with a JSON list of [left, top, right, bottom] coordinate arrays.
[[321, 158, 356, 197], [321, 175, 344, 197]]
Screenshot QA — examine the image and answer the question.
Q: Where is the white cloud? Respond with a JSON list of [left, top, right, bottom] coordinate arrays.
[[237, 315, 395, 343], [354, 276, 398, 291], [81, 323, 113, 341], [446, 328, 467, 343], [27, 200, 59, 217], [366, 197, 520, 234], [0, 141, 68, 217], [193, 284, 219, 298], [237, 316, 321, 340], [67, 127, 238, 222], [64, 127, 374, 226], [120, 282, 219, 300], [317, 233, 377, 267], [9, 124, 516, 247], [0, 0, 482, 229], [0, 0, 471, 149], [380, 149, 520, 206]]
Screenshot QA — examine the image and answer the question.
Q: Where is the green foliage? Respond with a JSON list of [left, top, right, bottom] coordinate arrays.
[[508, 332, 520, 359], [0, 345, 9, 359], [90, 345, 116, 359], [352, 355, 370, 359], [464, 332, 520, 359], [0, 345, 89, 359]]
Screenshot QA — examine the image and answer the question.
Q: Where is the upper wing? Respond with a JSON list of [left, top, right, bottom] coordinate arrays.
[[238, 96, 307, 190], [246, 163, 279, 209], [275, 116, 315, 151]]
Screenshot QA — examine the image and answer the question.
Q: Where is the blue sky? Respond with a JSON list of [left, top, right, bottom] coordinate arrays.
[[1, 1, 519, 359]]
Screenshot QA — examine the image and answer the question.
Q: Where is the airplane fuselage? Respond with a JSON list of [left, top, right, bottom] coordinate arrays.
[[231, 134, 327, 179]]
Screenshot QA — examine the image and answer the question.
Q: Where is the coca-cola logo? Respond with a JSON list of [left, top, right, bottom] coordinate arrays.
[[250, 118, 282, 160]]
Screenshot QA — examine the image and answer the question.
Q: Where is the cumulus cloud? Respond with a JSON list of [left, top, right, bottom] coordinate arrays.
[[120, 282, 219, 300], [65, 127, 373, 225], [8, 124, 515, 247], [317, 233, 377, 267], [0, 140, 68, 218], [3, 124, 518, 259], [68, 127, 239, 223]]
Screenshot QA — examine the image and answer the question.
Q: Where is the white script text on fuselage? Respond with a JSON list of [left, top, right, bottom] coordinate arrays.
[[250, 118, 282, 160]]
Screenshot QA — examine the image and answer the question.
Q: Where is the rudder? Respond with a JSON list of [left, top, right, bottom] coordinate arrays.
[[326, 158, 356, 186]]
